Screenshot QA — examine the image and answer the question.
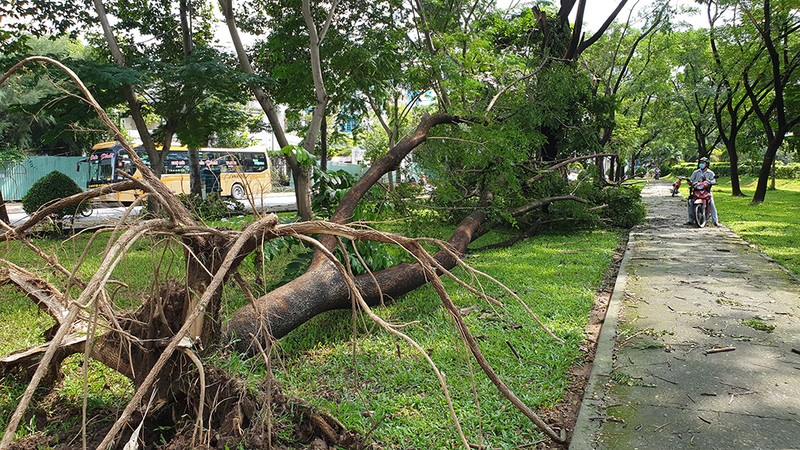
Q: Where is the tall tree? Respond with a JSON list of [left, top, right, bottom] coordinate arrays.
[[220, 0, 318, 219], [91, 0, 251, 193], [671, 28, 722, 160], [583, 3, 672, 179], [738, 0, 800, 203], [706, 0, 765, 196], [0, 36, 128, 155]]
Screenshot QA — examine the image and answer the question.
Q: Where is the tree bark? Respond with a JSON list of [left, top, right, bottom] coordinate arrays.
[[0, 190, 9, 224], [293, 169, 314, 219], [92, 0, 158, 178], [728, 148, 744, 197], [320, 116, 328, 173], [615, 155, 625, 181], [179, 0, 194, 56], [541, 126, 560, 161], [754, 138, 784, 202], [225, 204, 487, 353], [189, 147, 202, 196], [220, 0, 313, 219]]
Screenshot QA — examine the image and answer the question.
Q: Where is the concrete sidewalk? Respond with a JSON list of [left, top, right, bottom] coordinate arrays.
[[571, 180, 800, 449]]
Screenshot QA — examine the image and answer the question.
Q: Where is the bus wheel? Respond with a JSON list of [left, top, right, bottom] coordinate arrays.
[[80, 201, 94, 217], [231, 183, 246, 200]]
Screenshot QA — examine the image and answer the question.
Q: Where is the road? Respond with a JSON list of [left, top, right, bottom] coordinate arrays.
[[4, 192, 297, 229]]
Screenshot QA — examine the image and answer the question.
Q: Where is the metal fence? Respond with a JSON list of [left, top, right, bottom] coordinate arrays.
[[0, 157, 368, 201], [0, 156, 88, 201]]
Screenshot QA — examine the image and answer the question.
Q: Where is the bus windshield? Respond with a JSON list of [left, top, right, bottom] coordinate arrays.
[[88, 149, 116, 183]]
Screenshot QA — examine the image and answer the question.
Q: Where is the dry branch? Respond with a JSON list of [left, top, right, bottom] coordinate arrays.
[[0, 263, 70, 323], [509, 195, 588, 217]]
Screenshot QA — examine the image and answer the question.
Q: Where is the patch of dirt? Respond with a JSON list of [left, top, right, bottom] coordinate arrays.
[[534, 239, 627, 449], [8, 386, 371, 450]]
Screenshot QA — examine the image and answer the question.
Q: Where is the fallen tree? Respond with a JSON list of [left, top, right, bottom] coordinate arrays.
[[0, 56, 641, 448]]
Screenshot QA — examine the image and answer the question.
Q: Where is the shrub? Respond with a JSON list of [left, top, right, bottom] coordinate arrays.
[[22, 171, 88, 219], [670, 161, 800, 179], [178, 193, 245, 221], [776, 163, 800, 179], [709, 162, 731, 177], [600, 185, 646, 228], [658, 162, 673, 177]]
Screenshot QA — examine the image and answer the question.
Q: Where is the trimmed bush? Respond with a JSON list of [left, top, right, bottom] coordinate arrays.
[[776, 163, 800, 179], [22, 171, 88, 219]]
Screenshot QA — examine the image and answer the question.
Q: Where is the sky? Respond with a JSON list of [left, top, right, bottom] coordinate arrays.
[[570, 0, 709, 32], [211, 1, 709, 51]]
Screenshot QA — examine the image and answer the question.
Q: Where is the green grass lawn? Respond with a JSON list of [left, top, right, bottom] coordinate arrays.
[[1, 219, 624, 448], [712, 177, 800, 276], [263, 228, 623, 448]]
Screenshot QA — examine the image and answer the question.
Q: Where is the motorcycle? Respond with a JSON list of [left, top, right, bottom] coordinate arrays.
[[671, 177, 684, 197], [690, 181, 713, 228]]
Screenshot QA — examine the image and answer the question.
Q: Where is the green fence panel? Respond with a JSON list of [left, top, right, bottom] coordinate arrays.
[[0, 156, 89, 201], [327, 161, 367, 178]]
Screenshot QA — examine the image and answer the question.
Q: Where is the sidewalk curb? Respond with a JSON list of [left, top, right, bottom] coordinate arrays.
[[569, 233, 634, 450]]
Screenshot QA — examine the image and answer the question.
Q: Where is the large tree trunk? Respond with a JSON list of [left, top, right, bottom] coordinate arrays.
[[220, 0, 314, 220], [189, 147, 202, 196], [542, 126, 560, 161], [320, 116, 328, 173], [0, 190, 8, 224], [753, 138, 783, 203], [615, 155, 625, 181], [628, 151, 640, 178], [226, 205, 487, 353], [727, 145, 744, 197], [293, 167, 314, 219]]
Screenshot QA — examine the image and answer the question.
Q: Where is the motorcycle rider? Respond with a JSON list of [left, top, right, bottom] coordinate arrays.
[[687, 157, 720, 226]]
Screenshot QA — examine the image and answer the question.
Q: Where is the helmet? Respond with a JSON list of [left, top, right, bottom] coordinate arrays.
[[699, 157, 710, 164]]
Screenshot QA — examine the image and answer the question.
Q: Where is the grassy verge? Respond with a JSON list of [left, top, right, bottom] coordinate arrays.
[[712, 177, 800, 276], [1, 219, 625, 447], [0, 234, 179, 433], [262, 228, 623, 448]]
